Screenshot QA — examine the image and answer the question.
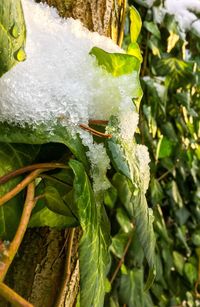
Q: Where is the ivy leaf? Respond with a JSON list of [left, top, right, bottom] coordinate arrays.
[[156, 58, 195, 88], [119, 269, 153, 307], [28, 206, 77, 228], [0, 0, 26, 77], [127, 42, 143, 62], [90, 47, 140, 76], [0, 122, 89, 169], [69, 159, 111, 307], [106, 118, 156, 288], [144, 21, 161, 39], [130, 6, 142, 43], [0, 143, 39, 239]]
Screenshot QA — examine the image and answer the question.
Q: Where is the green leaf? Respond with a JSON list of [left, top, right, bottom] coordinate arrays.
[[106, 119, 156, 288], [0, 0, 26, 77], [112, 173, 133, 217], [110, 231, 129, 258], [184, 262, 198, 285], [150, 178, 163, 205], [90, 47, 140, 76], [29, 206, 77, 228], [127, 42, 143, 62], [0, 143, 39, 239], [173, 251, 185, 275], [119, 269, 145, 307], [104, 185, 117, 209], [116, 208, 133, 233], [158, 137, 174, 159], [0, 122, 89, 169], [44, 186, 76, 218], [130, 6, 142, 43], [156, 58, 195, 88], [69, 159, 111, 307], [144, 21, 161, 39]]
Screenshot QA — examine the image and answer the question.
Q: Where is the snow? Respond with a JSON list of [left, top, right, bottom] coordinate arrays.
[[165, 0, 200, 35], [0, 0, 137, 127], [152, 0, 200, 36], [135, 145, 150, 193], [0, 0, 150, 194]]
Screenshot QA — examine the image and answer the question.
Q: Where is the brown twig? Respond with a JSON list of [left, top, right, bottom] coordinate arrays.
[[117, 0, 126, 47], [0, 162, 68, 185], [0, 183, 36, 282], [110, 234, 133, 285], [0, 282, 33, 307], [79, 124, 112, 139], [0, 169, 46, 207], [55, 228, 75, 307]]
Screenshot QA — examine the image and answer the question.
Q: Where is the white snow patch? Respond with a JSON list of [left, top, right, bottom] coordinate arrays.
[[135, 145, 150, 193], [165, 0, 200, 35], [0, 0, 137, 127], [152, 0, 200, 36], [0, 0, 149, 194]]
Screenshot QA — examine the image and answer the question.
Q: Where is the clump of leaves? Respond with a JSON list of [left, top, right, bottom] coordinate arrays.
[[124, 0, 200, 306]]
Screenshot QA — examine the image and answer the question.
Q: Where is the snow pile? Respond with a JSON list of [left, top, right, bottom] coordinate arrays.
[[165, 0, 200, 35], [0, 0, 137, 127], [152, 0, 200, 36], [0, 0, 150, 194]]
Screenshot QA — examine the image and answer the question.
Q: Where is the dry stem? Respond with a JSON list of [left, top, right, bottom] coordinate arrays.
[[0, 183, 36, 281], [0, 169, 46, 207], [0, 283, 33, 307], [0, 162, 68, 185]]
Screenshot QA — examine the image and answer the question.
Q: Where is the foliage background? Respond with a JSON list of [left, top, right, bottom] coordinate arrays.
[[105, 1, 200, 306]]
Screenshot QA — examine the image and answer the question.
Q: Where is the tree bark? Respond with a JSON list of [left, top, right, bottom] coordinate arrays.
[[0, 1, 125, 306]]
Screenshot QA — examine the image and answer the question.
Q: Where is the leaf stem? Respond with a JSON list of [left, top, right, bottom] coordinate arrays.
[[0, 169, 46, 207], [0, 282, 33, 307], [79, 124, 112, 139], [0, 162, 68, 185], [0, 182, 36, 282], [110, 234, 133, 285], [55, 228, 75, 307]]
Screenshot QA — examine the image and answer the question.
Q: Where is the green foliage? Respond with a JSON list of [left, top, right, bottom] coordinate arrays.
[[69, 159, 111, 307], [90, 47, 140, 76], [0, 143, 39, 239], [127, 0, 200, 305], [0, 0, 26, 77]]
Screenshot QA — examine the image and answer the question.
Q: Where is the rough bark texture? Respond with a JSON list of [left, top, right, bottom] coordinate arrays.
[[38, 0, 126, 45], [0, 1, 125, 306]]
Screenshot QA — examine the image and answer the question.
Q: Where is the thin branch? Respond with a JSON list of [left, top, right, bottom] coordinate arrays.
[[0, 162, 68, 185], [0, 182, 36, 282], [0, 169, 46, 207], [0, 282, 33, 307], [55, 228, 75, 307], [79, 124, 112, 139], [110, 234, 133, 285], [117, 0, 126, 47]]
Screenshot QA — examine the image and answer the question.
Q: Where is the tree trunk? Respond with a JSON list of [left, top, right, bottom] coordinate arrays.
[[0, 1, 125, 306]]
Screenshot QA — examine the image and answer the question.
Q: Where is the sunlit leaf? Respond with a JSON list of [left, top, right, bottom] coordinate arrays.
[[0, 0, 26, 77], [130, 6, 142, 43], [90, 47, 140, 76], [69, 159, 111, 307]]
